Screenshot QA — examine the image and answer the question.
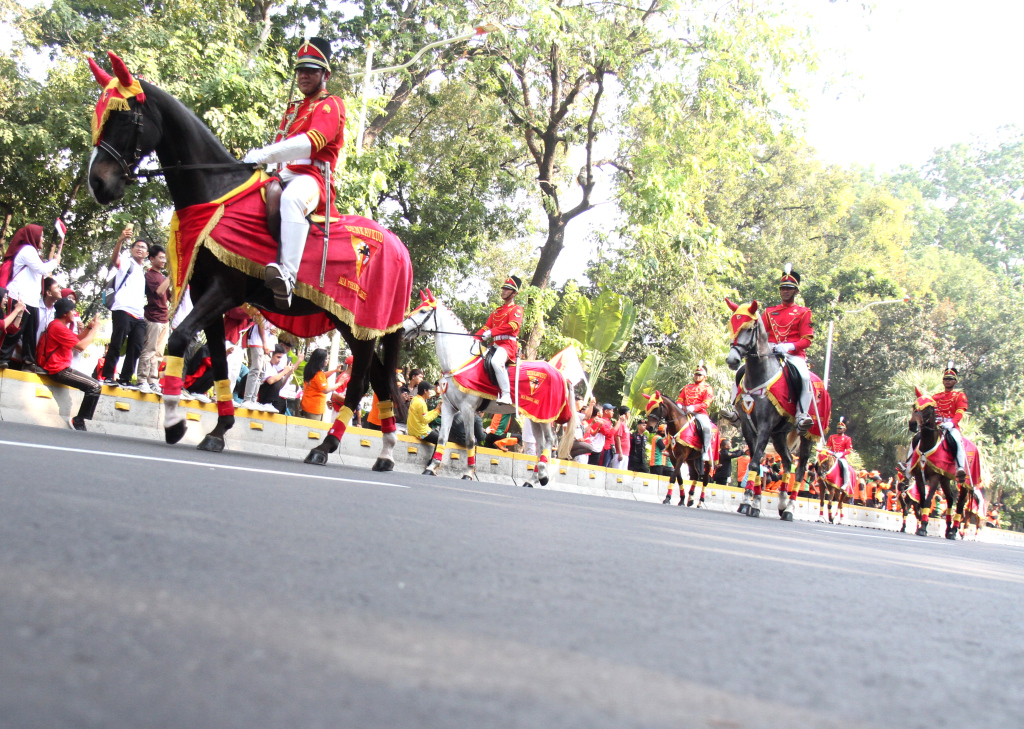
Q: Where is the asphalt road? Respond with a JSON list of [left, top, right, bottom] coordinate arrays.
[[2, 420, 1022, 729]]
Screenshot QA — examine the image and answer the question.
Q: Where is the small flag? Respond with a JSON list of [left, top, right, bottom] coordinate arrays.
[[54, 217, 67, 241], [548, 345, 586, 385]]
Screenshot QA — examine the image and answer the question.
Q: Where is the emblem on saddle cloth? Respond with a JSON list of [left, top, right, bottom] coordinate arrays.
[[528, 372, 546, 395], [351, 236, 373, 279]]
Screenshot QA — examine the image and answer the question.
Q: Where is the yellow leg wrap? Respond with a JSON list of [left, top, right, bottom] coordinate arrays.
[[338, 406, 354, 424], [377, 399, 395, 420], [541, 448, 551, 460], [164, 355, 184, 379], [214, 379, 233, 402]]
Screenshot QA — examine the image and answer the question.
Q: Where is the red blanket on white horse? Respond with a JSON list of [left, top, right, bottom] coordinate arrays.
[[167, 172, 412, 339], [450, 357, 572, 425], [736, 363, 831, 438]]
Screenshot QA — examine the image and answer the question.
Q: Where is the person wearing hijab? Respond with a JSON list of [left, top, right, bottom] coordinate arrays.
[[36, 297, 101, 431], [0, 225, 61, 371]]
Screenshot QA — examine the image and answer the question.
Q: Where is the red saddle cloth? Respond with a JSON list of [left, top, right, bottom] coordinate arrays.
[[450, 357, 572, 425], [672, 417, 721, 463], [167, 172, 412, 339], [909, 431, 983, 487], [735, 364, 831, 438], [821, 458, 853, 496]]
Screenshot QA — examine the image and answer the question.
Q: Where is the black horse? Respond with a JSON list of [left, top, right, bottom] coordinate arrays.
[[86, 53, 406, 468], [724, 299, 814, 520]]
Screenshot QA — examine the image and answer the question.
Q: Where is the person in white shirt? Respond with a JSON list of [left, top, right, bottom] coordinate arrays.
[[100, 228, 149, 387], [0, 224, 60, 372], [241, 318, 272, 409], [257, 344, 302, 413], [35, 277, 62, 347]]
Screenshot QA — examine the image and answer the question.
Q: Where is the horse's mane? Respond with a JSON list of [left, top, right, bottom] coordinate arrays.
[[141, 81, 238, 164], [436, 302, 470, 335]]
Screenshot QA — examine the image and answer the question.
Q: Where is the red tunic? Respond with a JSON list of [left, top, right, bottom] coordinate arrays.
[[477, 301, 523, 361], [274, 91, 346, 206], [932, 389, 968, 428], [825, 433, 853, 458], [762, 302, 814, 358], [677, 381, 713, 415]]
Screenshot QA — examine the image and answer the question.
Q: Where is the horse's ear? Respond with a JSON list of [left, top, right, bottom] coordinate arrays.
[[107, 51, 134, 87], [914, 386, 923, 398], [750, 300, 759, 314], [725, 298, 738, 312], [88, 56, 112, 87]]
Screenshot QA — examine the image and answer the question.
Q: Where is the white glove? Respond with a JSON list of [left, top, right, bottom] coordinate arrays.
[[772, 342, 795, 354], [478, 329, 492, 341], [242, 134, 312, 165], [685, 405, 695, 414], [939, 421, 953, 430]]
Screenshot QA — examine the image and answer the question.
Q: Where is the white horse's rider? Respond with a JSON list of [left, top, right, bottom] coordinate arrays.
[[763, 264, 815, 432], [676, 361, 715, 467], [474, 275, 524, 406], [243, 37, 345, 307], [932, 362, 969, 478]]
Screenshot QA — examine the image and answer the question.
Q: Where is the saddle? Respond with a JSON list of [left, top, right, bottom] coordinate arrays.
[[263, 176, 331, 245]]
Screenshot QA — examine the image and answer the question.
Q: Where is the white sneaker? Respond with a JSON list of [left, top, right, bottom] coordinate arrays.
[[194, 393, 213, 404], [240, 399, 259, 411], [181, 391, 196, 401], [261, 402, 279, 413], [138, 382, 153, 395]]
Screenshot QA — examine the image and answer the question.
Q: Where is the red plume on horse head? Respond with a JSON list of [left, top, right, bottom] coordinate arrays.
[[87, 56, 112, 87]]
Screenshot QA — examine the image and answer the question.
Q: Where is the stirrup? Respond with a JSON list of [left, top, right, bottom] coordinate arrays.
[[264, 263, 293, 308]]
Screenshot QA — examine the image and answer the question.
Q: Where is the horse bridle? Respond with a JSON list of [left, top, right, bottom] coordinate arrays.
[[729, 324, 757, 362], [405, 306, 439, 340], [98, 107, 146, 184]]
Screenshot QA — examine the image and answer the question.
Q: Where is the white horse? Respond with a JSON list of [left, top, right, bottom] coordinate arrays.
[[402, 291, 574, 484]]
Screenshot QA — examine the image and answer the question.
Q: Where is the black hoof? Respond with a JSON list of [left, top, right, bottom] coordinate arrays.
[[687, 498, 694, 507], [165, 419, 187, 445], [662, 495, 672, 504], [946, 531, 957, 540], [197, 434, 224, 453], [899, 524, 907, 533], [677, 499, 685, 506], [539, 476, 549, 486], [738, 504, 750, 515], [915, 525, 928, 537], [422, 468, 436, 476], [462, 474, 474, 480], [748, 508, 760, 518], [304, 448, 329, 466], [523, 482, 534, 488], [781, 512, 794, 522], [371, 458, 395, 472]]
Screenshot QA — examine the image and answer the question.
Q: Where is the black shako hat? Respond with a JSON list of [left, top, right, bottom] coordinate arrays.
[[295, 37, 332, 72]]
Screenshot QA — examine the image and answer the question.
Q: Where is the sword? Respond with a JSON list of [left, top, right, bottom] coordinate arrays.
[[319, 159, 331, 287]]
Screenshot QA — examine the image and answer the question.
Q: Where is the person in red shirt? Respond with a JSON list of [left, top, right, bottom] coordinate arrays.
[[933, 361, 969, 478], [243, 38, 345, 306], [474, 275, 524, 405], [763, 264, 815, 432], [677, 360, 715, 464], [37, 297, 102, 431], [823, 416, 855, 494]]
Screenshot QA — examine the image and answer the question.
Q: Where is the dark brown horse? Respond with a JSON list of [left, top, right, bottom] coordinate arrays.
[[907, 390, 968, 539], [813, 452, 849, 524], [86, 53, 407, 468], [643, 392, 712, 508]]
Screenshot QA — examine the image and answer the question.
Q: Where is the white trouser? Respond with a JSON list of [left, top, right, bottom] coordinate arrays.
[[945, 424, 967, 471], [781, 354, 813, 416], [490, 345, 511, 397], [277, 168, 321, 283], [244, 346, 266, 402], [227, 340, 245, 395], [693, 412, 714, 462]]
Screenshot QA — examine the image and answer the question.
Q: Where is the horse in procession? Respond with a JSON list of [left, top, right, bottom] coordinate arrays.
[[642, 391, 719, 507], [401, 291, 575, 485], [86, 51, 411, 470]]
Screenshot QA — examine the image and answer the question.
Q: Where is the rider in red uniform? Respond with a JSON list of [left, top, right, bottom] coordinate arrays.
[[243, 38, 345, 307], [932, 361, 968, 477], [763, 264, 815, 432], [824, 416, 854, 494], [474, 275, 523, 405], [677, 361, 714, 464]]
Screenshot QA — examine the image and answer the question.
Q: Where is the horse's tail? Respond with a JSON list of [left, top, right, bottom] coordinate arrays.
[[556, 378, 577, 460], [377, 329, 408, 423]]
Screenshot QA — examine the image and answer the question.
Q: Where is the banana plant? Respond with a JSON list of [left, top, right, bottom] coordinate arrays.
[[560, 289, 637, 390], [626, 354, 660, 411]]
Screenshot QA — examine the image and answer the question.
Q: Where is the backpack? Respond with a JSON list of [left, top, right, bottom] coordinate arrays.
[[101, 261, 134, 310]]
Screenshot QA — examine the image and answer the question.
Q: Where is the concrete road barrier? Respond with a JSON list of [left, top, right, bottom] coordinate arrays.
[[3, 368, 1022, 546]]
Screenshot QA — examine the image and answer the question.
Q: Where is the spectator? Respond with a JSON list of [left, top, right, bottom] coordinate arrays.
[[180, 339, 214, 403], [408, 368, 424, 390], [138, 244, 172, 394], [448, 409, 487, 449], [100, 228, 149, 388], [986, 507, 1000, 529], [240, 317, 271, 410], [0, 287, 27, 354], [735, 446, 752, 487], [37, 297, 102, 431], [713, 438, 745, 485], [612, 405, 631, 469], [299, 348, 342, 421], [628, 420, 650, 473], [36, 277, 62, 348], [257, 343, 302, 413], [0, 224, 60, 373], [648, 423, 672, 476], [484, 412, 515, 449], [408, 381, 441, 445], [329, 354, 355, 419]]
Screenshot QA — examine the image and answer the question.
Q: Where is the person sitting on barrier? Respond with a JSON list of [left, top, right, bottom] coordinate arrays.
[[408, 381, 441, 445], [257, 343, 302, 413], [0, 286, 27, 355], [36, 277, 62, 350], [0, 224, 60, 373], [37, 297, 101, 431], [299, 347, 342, 421]]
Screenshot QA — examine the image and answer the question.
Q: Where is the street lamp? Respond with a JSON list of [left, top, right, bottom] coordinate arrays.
[[822, 296, 911, 389], [349, 23, 501, 156]]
